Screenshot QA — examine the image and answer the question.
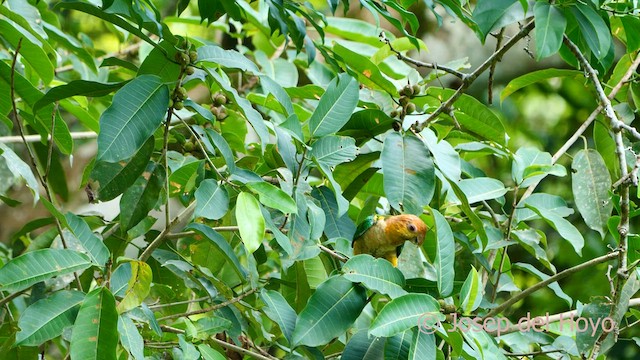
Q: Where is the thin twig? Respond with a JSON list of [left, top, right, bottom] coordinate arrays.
[[147, 296, 211, 310], [381, 32, 466, 79], [157, 287, 259, 321], [517, 52, 640, 205], [418, 20, 535, 129], [0, 131, 97, 143], [487, 28, 505, 105], [318, 244, 348, 262], [561, 36, 633, 359], [484, 251, 620, 319], [139, 201, 196, 261], [158, 325, 276, 360]]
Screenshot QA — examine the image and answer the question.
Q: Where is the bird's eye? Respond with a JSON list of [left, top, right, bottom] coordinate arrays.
[[407, 223, 417, 232]]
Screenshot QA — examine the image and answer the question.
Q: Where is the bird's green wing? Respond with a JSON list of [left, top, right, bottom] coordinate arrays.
[[353, 215, 379, 242]]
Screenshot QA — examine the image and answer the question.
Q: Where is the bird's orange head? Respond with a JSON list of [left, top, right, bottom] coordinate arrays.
[[384, 214, 428, 247]]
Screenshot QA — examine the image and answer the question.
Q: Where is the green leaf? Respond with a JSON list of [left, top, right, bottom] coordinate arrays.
[[54, 1, 160, 50], [0, 19, 54, 84], [571, 149, 612, 238], [385, 330, 412, 360], [341, 331, 385, 360], [309, 73, 360, 137], [198, 345, 226, 360], [207, 70, 270, 153], [472, 0, 519, 40], [501, 69, 582, 101], [197, 45, 259, 73], [516, 193, 575, 222], [116, 260, 152, 313], [236, 192, 265, 254], [137, 41, 182, 83], [432, 209, 455, 297], [186, 223, 247, 278], [332, 42, 398, 96], [247, 181, 297, 214], [261, 289, 297, 344], [428, 88, 506, 145], [408, 329, 436, 360], [70, 287, 118, 360], [382, 132, 435, 215], [620, 16, 640, 52], [118, 315, 145, 360], [15, 290, 85, 346], [460, 266, 482, 315], [33, 80, 127, 113], [568, 3, 612, 60], [445, 178, 488, 247], [370, 293, 442, 337], [97, 75, 169, 162], [512, 263, 572, 306], [452, 177, 507, 204], [194, 179, 229, 220], [311, 186, 357, 239], [65, 213, 110, 267], [338, 109, 395, 146], [88, 137, 154, 202], [119, 162, 165, 231], [0, 249, 91, 293], [534, 2, 567, 59], [421, 128, 461, 181], [0, 143, 40, 203], [292, 276, 367, 347], [310, 135, 358, 167], [525, 202, 585, 256], [342, 254, 407, 299]]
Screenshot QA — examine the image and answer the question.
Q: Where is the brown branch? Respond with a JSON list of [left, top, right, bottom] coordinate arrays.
[[487, 28, 505, 105], [418, 20, 535, 129], [156, 287, 258, 321], [484, 251, 620, 319], [138, 201, 196, 261], [318, 244, 348, 262]]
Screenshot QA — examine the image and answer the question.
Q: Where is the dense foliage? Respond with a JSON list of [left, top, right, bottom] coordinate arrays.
[[0, 0, 639, 359]]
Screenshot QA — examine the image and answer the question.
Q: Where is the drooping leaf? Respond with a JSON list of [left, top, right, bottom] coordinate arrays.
[[450, 177, 508, 204], [534, 2, 566, 60], [432, 209, 454, 297], [33, 80, 127, 113], [568, 2, 612, 60], [382, 132, 435, 215], [472, 0, 520, 40], [88, 137, 154, 202], [501, 69, 582, 101], [260, 289, 297, 344], [311, 186, 357, 239], [119, 162, 165, 231], [408, 329, 436, 360], [247, 181, 297, 214], [69, 287, 118, 360], [571, 149, 612, 238], [194, 179, 229, 220], [310, 135, 358, 167], [0, 143, 40, 203], [460, 266, 482, 315], [342, 254, 407, 299], [341, 330, 385, 360], [65, 213, 109, 267], [292, 276, 367, 347], [0, 249, 91, 293], [116, 260, 152, 313], [118, 315, 145, 360], [309, 73, 360, 137], [235, 192, 266, 254], [370, 293, 442, 337], [197, 45, 260, 73], [186, 223, 247, 278], [15, 290, 85, 346]]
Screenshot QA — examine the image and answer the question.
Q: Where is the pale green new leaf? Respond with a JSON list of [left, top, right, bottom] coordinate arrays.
[[236, 192, 265, 254], [247, 181, 297, 214], [460, 266, 482, 315], [116, 260, 152, 314]]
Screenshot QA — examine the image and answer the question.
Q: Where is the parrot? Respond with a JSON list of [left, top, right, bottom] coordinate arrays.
[[352, 214, 428, 267]]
